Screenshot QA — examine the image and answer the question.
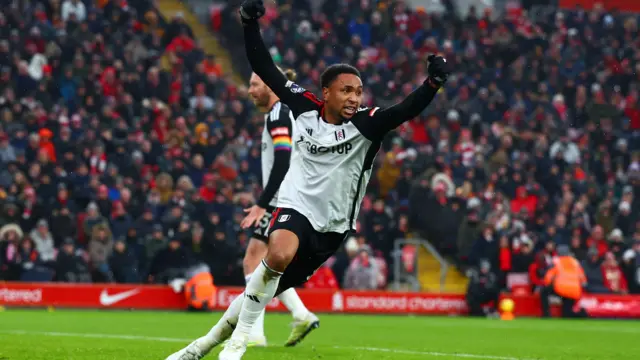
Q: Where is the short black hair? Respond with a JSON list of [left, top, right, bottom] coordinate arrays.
[[320, 63, 361, 88]]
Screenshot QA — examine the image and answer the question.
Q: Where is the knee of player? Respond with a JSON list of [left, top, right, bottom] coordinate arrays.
[[264, 230, 299, 271], [264, 248, 294, 272], [242, 256, 254, 273], [243, 245, 258, 264], [244, 239, 268, 268]]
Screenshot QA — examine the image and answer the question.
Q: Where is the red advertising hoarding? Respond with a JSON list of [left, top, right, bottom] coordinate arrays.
[[216, 288, 468, 315], [2, 282, 640, 318], [0, 282, 185, 310], [577, 295, 640, 318]]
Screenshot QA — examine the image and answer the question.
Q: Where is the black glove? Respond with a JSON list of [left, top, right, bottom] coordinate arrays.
[[426, 54, 450, 88], [239, 0, 265, 22]]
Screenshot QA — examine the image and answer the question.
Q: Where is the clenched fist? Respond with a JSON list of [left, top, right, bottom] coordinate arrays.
[[239, 0, 266, 22], [426, 54, 450, 87]]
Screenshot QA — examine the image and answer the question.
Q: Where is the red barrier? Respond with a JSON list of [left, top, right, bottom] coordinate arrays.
[[559, 0, 640, 12], [216, 288, 468, 315], [578, 295, 640, 318], [0, 282, 185, 310], [2, 282, 640, 318]]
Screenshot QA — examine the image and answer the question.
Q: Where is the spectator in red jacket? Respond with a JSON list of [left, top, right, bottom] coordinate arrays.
[[624, 93, 640, 130], [166, 30, 195, 53], [499, 235, 512, 273], [199, 173, 217, 203], [100, 67, 119, 98], [304, 264, 339, 290], [25, 27, 45, 54], [510, 186, 538, 219], [602, 252, 628, 294], [38, 129, 56, 163], [529, 253, 547, 293], [586, 225, 609, 258]]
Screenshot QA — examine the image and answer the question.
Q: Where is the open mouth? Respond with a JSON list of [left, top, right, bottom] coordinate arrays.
[[343, 106, 357, 116]]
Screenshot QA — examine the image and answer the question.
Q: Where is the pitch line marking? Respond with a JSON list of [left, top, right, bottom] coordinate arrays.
[[0, 330, 533, 359], [334, 346, 538, 360], [3, 330, 191, 343]]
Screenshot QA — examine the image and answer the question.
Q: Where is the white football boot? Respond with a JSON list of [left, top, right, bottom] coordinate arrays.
[[218, 336, 248, 360]]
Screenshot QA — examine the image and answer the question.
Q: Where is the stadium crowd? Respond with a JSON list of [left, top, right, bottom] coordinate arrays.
[[217, 0, 640, 294], [0, 0, 253, 285], [1, 0, 640, 297]]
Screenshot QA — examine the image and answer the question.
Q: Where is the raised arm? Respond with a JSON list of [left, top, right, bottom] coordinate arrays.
[[243, 20, 290, 101], [241, 0, 321, 117], [353, 55, 450, 141], [356, 82, 440, 140]]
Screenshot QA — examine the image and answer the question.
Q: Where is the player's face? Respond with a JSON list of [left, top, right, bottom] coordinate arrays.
[[248, 73, 272, 110], [323, 73, 363, 119]]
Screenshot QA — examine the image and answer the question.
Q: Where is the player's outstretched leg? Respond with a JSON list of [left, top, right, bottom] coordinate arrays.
[[242, 237, 317, 347], [165, 293, 244, 360], [219, 229, 299, 360], [242, 238, 270, 347], [279, 288, 320, 347], [244, 272, 267, 347]]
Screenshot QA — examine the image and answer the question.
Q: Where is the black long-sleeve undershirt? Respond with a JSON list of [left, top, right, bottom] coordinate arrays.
[[356, 82, 439, 141], [257, 151, 289, 209], [243, 20, 293, 105], [244, 18, 441, 141]]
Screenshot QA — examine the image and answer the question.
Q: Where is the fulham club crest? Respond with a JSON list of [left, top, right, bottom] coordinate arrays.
[[335, 129, 346, 141]]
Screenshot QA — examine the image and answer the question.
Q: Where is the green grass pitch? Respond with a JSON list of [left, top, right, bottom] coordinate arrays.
[[0, 309, 639, 359]]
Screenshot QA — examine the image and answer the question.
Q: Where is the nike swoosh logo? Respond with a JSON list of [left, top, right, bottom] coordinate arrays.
[[99, 289, 141, 306]]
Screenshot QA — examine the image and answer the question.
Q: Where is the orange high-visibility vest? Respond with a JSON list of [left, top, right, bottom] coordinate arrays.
[[184, 272, 217, 310], [544, 256, 586, 300]]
